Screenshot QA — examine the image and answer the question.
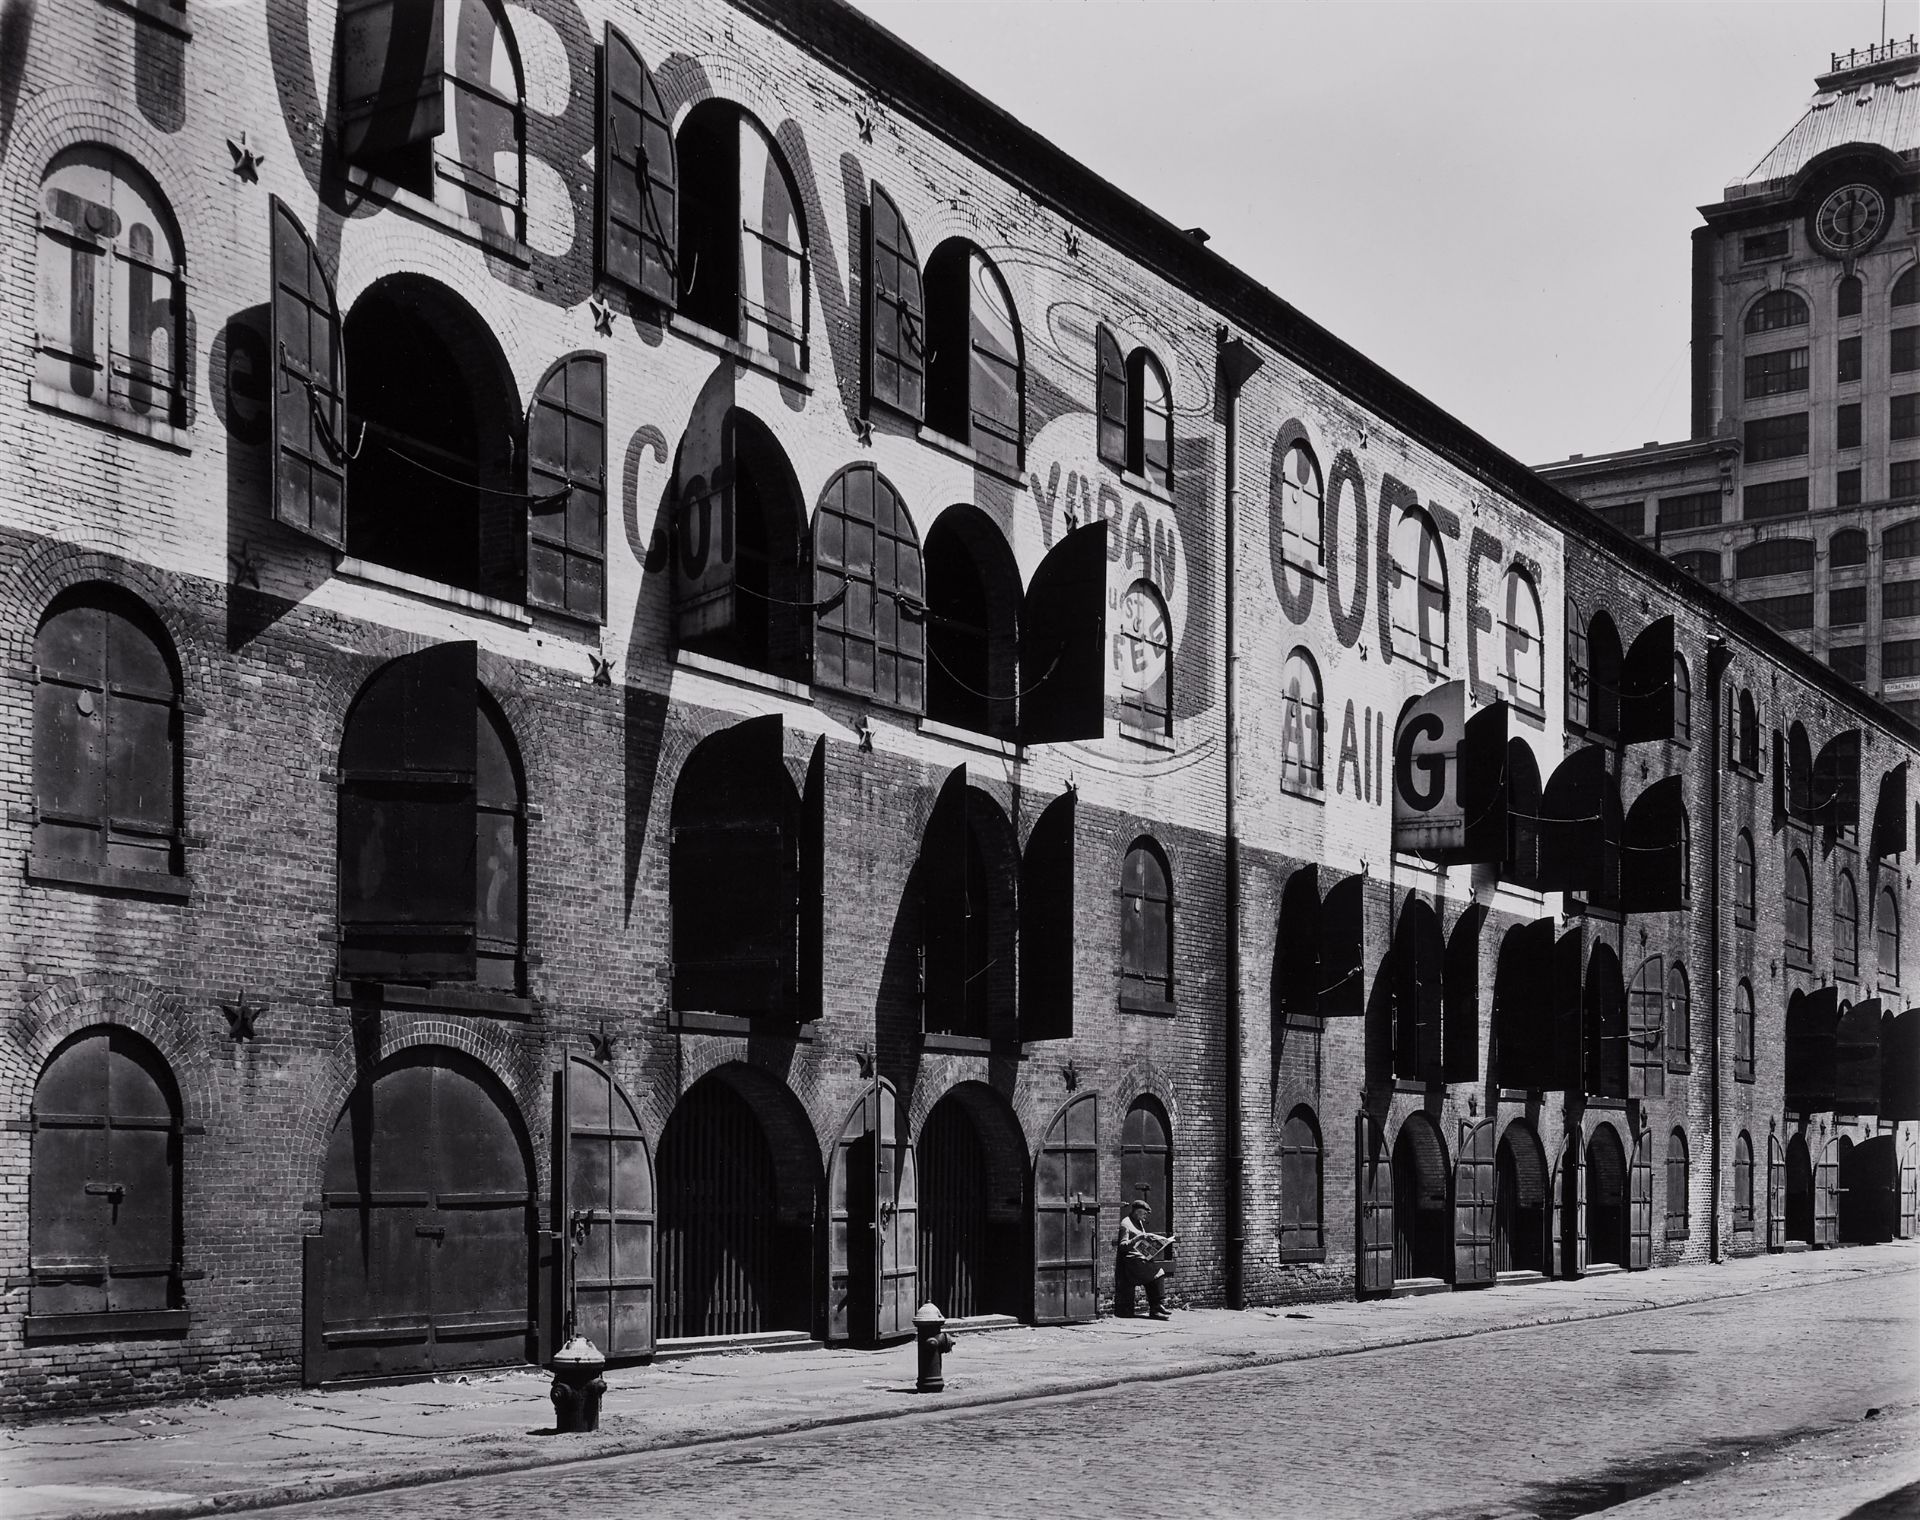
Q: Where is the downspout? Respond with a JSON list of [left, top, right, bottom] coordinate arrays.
[[1218, 328, 1265, 1311], [1707, 636, 1730, 1263]]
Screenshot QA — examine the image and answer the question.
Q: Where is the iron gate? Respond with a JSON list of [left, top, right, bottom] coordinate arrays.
[[918, 1099, 986, 1319], [657, 1078, 776, 1338]]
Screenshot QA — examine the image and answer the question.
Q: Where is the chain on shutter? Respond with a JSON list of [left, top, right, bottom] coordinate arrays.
[[1537, 745, 1608, 894], [866, 183, 925, 421], [1619, 615, 1676, 744], [600, 26, 675, 306], [268, 199, 347, 550], [338, 0, 445, 162], [1814, 730, 1862, 833], [338, 642, 478, 981], [1019, 791, 1076, 1041], [526, 352, 607, 622], [1020, 520, 1109, 744]]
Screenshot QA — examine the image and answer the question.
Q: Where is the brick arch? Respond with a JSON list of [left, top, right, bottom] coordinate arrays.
[[1111, 1061, 1180, 1144], [4, 973, 207, 1123], [655, 1057, 824, 1226], [297, 1015, 549, 1200], [0, 543, 197, 682], [907, 1067, 1024, 1148], [1, 87, 224, 241], [1101, 816, 1184, 892]]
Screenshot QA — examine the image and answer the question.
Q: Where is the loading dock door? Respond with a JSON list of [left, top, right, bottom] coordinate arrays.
[[557, 1057, 654, 1361], [1034, 1094, 1098, 1323]]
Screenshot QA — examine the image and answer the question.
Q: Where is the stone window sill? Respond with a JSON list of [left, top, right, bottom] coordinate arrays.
[[340, 165, 530, 265], [334, 981, 532, 1019], [918, 716, 1021, 758], [1119, 723, 1176, 751], [30, 380, 190, 452], [916, 425, 1025, 489], [665, 1009, 816, 1041], [674, 648, 813, 702], [922, 1033, 993, 1055], [1277, 1245, 1326, 1264], [28, 850, 189, 901], [669, 315, 810, 391], [25, 1309, 189, 1340], [1120, 991, 1177, 1017], [335, 558, 533, 627], [107, 0, 192, 35]]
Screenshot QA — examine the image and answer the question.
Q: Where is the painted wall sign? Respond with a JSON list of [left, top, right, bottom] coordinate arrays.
[[1393, 680, 1465, 850]]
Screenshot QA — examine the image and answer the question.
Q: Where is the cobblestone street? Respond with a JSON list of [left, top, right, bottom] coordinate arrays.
[[268, 1264, 1919, 1520]]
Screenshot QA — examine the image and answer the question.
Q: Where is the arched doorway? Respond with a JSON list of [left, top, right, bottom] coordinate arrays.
[[657, 1067, 816, 1341], [917, 1083, 1028, 1320], [1495, 1122, 1550, 1275], [1586, 1124, 1628, 1267], [1391, 1114, 1451, 1282], [1785, 1133, 1815, 1244], [313, 1048, 534, 1383]]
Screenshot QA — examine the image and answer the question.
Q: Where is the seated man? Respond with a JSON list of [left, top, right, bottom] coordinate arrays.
[[1114, 1198, 1175, 1319]]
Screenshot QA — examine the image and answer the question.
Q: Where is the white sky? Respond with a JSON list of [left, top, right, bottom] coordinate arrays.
[[844, 0, 1898, 468]]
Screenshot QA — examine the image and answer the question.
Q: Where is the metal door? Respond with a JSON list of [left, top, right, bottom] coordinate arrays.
[[1901, 1142, 1918, 1238], [1558, 1135, 1587, 1278], [658, 1079, 777, 1339], [1767, 1133, 1786, 1251], [558, 1058, 654, 1361], [872, 1084, 918, 1342], [1628, 1130, 1653, 1270], [1356, 1113, 1394, 1296], [1814, 1139, 1840, 1248], [1033, 1094, 1098, 1323], [317, 1049, 531, 1381], [1454, 1118, 1495, 1287]]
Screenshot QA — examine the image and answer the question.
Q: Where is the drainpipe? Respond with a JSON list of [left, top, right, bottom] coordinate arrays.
[[1218, 328, 1265, 1311], [1707, 635, 1731, 1262]]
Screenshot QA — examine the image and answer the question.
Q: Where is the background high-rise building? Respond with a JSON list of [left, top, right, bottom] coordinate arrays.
[[1541, 38, 1920, 715]]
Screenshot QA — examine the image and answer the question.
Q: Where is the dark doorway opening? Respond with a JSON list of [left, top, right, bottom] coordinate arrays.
[[1840, 1134, 1899, 1244], [656, 1070, 812, 1340], [1391, 1115, 1451, 1281], [1586, 1125, 1628, 1266], [343, 275, 520, 600], [1495, 1123, 1549, 1275], [1786, 1132, 1815, 1244], [916, 1084, 1027, 1321], [923, 506, 1020, 739]]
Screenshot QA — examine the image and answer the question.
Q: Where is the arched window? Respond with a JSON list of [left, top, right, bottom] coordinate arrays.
[[338, 643, 528, 991], [1673, 653, 1692, 744], [1733, 1132, 1755, 1233], [1500, 566, 1545, 712], [1665, 1129, 1690, 1240], [1744, 289, 1808, 334], [1831, 530, 1869, 568], [33, 588, 182, 886], [1785, 849, 1813, 964], [1391, 507, 1449, 667], [1671, 549, 1722, 584], [1895, 266, 1918, 308], [1735, 537, 1815, 580], [1117, 580, 1172, 736], [1276, 440, 1323, 569], [1879, 887, 1901, 984], [926, 241, 1023, 473], [813, 467, 925, 710], [1278, 1106, 1324, 1261], [1666, 962, 1691, 1072], [1566, 596, 1589, 728], [1886, 519, 1920, 561], [30, 1026, 183, 1329], [1736, 688, 1761, 771], [676, 103, 808, 368], [923, 506, 1021, 737], [1121, 1097, 1174, 1232], [337, 0, 526, 237], [1629, 956, 1666, 1098], [1278, 648, 1323, 794], [36, 147, 186, 427], [1734, 830, 1756, 927], [1838, 275, 1862, 318], [1734, 980, 1756, 1082], [1128, 349, 1173, 491], [1835, 869, 1860, 980], [1120, 839, 1174, 1012]]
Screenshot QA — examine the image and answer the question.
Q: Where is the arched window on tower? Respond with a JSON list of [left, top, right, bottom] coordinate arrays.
[[1744, 289, 1808, 334], [1278, 648, 1323, 795], [1120, 839, 1175, 1013], [36, 147, 186, 429], [1500, 565, 1544, 713], [1893, 266, 1917, 309], [1838, 275, 1862, 318], [1391, 507, 1449, 667], [33, 588, 182, 889]]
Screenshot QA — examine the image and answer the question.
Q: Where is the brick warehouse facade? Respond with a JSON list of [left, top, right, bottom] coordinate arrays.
[[1, 0, 1918, 1416]]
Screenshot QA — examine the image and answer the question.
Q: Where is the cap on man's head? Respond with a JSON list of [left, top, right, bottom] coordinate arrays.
[[1127, 1198, 1151, 1215]]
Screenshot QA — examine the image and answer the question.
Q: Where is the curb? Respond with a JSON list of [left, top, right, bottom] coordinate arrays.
[[60, 1258, 1919, 1520]]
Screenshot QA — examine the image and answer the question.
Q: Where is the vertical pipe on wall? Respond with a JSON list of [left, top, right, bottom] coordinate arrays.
[[1707, 636, 1730, 1262], [1218, 328, 1264, 1311]]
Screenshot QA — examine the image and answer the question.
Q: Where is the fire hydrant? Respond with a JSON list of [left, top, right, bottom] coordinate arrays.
[[913, 1301, 956, 1393], [549, 1335, 607, 1433]]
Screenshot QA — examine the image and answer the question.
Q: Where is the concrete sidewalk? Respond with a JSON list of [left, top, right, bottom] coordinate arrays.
[[4, 1245, 1915, 1520]]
